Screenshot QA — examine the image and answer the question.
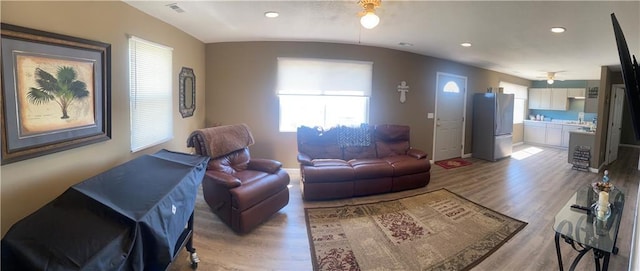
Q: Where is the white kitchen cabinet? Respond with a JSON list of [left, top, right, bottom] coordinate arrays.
[[545, 123, 563, 146], [528, 88, 551, 109], [524, 121, 590, 148], [550, 88, 568, 110], [567, 88, 586, 98], [529, 88, 567, 110], [524, 121, 546, 145], [528, 88, 542, 109]]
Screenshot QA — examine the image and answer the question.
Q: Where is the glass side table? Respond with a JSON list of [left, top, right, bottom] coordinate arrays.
[[553, 185, 625, 271]]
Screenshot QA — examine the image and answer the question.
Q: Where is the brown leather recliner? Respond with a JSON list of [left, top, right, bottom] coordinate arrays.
[[187, 124, 290, 234]]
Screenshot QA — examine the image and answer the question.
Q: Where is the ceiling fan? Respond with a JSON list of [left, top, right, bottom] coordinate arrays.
[[536, 71, 565, 84]]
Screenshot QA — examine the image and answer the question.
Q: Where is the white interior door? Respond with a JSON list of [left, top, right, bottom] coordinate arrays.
[[606, 85, 625, 164], [433, 72, 466, 161]]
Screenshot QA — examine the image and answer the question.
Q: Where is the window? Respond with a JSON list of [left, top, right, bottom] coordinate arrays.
[[276, 58, 372, 132], [499, 81, 528, 124], [443, 81, 460, 93], [129, 36, 173, 152]]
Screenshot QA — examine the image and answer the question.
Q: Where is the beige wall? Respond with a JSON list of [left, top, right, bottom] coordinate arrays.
[[512, 123, 524, 144], [1, 1, 206, 236], [205, 42, 530, 167]]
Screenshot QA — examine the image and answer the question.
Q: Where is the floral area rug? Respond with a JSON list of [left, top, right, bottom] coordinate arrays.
[[435, 158, 472, 169], [304, 189, 526, 271]]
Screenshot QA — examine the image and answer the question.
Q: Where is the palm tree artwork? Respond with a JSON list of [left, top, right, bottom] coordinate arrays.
[[26, 66, 90, 119]]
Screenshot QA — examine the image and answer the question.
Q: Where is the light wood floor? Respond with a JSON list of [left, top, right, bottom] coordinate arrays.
[[170, 145, 640, 271]]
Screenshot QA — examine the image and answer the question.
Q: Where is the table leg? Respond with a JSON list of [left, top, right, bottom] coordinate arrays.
[[602, 253, 610, 271], [555, 232, 564, 271], [568, 246, 591, 271], [594, 249, 611, 271]]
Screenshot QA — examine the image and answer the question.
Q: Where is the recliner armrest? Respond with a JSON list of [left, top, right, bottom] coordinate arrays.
[[407, 148, 428, 159], [205, 171, 242, 188], [297, 153, 313, 166], [248, 158, 282, 174]]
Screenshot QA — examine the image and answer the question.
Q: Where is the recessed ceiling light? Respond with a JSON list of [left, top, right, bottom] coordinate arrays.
[[264, 11, 279, 18], [398, 42, 413, 47], [551, 27, 566, 33], [460, 42, 472, 47]]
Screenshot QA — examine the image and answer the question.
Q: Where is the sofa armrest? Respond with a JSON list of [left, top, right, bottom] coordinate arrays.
[[297, 153, 313, 166], [407, 148, 428, 159], [205, 171, 242, 188], [248, 158, 282, 174]]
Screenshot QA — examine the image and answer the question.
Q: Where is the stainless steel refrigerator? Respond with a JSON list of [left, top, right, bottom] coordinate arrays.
[[472, 93, 514, 161]]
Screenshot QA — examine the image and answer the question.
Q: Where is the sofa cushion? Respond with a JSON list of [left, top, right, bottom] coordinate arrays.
[[375, 124, 410, 142], [374, 124, 411, 157], [382, 155, 430, 176], [376, 141, 410, 157], [297, 127, 343, 159], [343, 145, 377, 160], [348, 159, 393, 179], [311, 159, 349, 167]]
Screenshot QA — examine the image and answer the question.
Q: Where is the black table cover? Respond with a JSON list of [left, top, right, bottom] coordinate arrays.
[[2, 149, 209, 271]]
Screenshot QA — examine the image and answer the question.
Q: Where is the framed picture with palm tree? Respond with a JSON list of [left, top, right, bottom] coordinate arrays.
[[1, 23, 111, 165]]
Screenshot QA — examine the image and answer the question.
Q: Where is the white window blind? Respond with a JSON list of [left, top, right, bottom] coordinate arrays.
[[499, 81, 528, 99], [129, 36, 173, 152], [276, 58, 373, 96], [500, 81, 528, 124], [276, 58, 372, 132]]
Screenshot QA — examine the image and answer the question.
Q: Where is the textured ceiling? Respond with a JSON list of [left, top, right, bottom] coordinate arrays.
[[124, 0, 640, 81]]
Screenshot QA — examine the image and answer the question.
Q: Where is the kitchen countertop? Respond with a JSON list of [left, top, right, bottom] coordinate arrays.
[[524, 119, 594, 127], [569, 130, 596, 135], [562, 122, 595, 127]]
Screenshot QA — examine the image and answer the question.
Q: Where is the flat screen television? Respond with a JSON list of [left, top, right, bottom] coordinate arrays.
[[611, 13, 640, 140]]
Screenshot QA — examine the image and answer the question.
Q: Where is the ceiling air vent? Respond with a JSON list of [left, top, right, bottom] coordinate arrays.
[[166, 3, 185, 13]]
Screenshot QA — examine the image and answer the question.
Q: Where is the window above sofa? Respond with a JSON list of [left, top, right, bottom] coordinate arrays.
[[276, 57, 372, 132]]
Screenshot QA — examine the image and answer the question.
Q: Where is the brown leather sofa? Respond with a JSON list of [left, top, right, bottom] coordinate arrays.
[[297, 124, 431, 200], [187, 124, 290, 234]]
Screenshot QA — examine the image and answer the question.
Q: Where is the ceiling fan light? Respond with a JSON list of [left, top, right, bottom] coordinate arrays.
[[360, 12, 380, 29], [547, 79, 554, 84]]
